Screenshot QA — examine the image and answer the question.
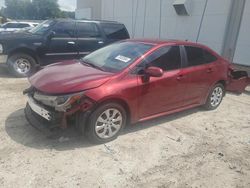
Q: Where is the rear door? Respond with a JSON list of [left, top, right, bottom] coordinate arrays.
[[45, 21, 78, 64], [181, 46, 219, 105], [76, 22, 105, 58]]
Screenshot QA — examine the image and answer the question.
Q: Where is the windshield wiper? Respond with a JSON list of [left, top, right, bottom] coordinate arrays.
[[81, 60, 104, 71]]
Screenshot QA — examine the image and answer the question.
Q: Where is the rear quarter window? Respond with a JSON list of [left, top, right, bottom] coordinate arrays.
[[101, 23, 129, 40], [203, 49, 218, 63]]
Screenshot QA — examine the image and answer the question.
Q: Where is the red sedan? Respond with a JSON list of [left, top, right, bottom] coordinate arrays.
[[24, 39, 250, 144]]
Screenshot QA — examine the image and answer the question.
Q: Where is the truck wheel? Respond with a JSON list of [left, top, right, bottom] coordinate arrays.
[[85, 103, 127, 144], [7, 53, 37, 77]]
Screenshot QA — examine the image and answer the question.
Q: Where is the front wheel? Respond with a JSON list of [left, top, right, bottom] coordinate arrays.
[[85, 103, 127, 144], [7, 53, 37, 77], [204, 83, 225, 110]]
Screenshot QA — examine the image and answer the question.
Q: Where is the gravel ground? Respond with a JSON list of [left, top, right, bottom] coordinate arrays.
[[0, 64, 250, 188]]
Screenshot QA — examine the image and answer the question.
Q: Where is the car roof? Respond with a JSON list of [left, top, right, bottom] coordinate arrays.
[[126, 39, 200, 45], [125, 39, 220, 58], [4, 21, 38, 24], [52, 18, 124, 25], [127, 39, 215, 50]]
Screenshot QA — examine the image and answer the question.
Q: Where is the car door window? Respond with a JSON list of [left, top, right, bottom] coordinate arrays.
[[4, 23, 19, 28], [53, 22, 75, 38], [101, 23, 129, 39], [185, 46, 217, 67], [185, 46, 204, 66], [2, 23, 10, 28], [18, 23, 30, 28], [76, 22, 101, 38], [145, 46, 181, 71]]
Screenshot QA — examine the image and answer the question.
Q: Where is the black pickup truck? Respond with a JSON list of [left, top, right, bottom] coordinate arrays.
[[0, 19, 130, 77]]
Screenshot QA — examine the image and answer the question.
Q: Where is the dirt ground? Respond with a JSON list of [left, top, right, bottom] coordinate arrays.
[[0, 64, 250, 188]]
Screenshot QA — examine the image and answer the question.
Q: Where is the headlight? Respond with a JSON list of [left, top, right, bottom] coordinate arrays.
[[0, 44, 3, 54], [56, 95, 71, 105], [33, 92, 84, 111]]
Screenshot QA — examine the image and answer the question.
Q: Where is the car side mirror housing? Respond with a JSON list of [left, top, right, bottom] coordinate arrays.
[[145, 66, 164, 77], [47, 31, 55, 39]]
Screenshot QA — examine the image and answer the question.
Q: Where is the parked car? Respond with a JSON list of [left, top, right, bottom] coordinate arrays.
[[23, 39, 250, 144], [0, 21, 38, 33], [0, 19, 130, 77]]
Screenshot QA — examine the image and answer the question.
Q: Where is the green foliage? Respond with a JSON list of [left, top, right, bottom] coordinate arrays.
[[31, 0, 60, 19], [4, 0, 31, 19], [3, 0, 74, 20], [59, 10, 75, 19]]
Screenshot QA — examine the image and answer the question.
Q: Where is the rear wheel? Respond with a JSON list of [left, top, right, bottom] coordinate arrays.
[[7, 53, 37, 77], [204, 83, 225, 110], [85, 103, 127, 144]]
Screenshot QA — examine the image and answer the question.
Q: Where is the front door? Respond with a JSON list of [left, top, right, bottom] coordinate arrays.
[[76, 22, 106, 58], [137, 45, 187, 118], [45, 21, 78, 65]]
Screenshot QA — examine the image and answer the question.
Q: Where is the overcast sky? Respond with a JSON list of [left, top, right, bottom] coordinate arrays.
[[0, 0, 3, 8], [58, 0, 76, 11], [0, 0, 76, 11]]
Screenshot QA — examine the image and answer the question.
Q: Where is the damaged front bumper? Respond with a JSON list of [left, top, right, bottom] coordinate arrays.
[[25, 103, 63, 132], [24, 89, 95, 132]]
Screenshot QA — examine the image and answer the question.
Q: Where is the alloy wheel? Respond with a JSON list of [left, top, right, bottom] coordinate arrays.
[[210, 87, 223, 107], [95, 108, 123, 139]]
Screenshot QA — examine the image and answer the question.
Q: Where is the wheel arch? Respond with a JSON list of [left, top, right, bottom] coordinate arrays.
[[217, 80, 226, 87], [203, 79, 227, 105], [96, 98, 131, 125], [8, 47, 39, 65], [79, 97, 131, 140]]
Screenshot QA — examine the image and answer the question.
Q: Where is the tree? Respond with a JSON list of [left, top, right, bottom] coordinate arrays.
[[4, 0, 31, 19], [31, 0, 60, 20], [59, 10, 75, 19], [3, 0, 72, 20]]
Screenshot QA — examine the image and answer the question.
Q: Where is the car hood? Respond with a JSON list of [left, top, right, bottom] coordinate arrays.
[[0, 31, 40, 41], [29, 60, 114, 94]]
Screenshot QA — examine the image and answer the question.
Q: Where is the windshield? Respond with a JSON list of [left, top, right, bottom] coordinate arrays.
[[82, 42, 154, 73], [29, 20, 56, 35]]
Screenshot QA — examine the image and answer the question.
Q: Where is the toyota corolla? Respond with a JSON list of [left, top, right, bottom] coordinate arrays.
[[24, 39, 250, 144]]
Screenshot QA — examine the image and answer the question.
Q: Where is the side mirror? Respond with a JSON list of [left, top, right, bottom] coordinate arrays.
[[47, 31, 55, 39], [145, 66, 164, 77]]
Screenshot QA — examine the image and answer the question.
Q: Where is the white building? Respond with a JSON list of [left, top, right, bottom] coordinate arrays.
[[76, 0, 250, 66]]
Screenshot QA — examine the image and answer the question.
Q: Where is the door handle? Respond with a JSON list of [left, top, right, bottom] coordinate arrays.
[[176, 75, 185, 81], [206, 68, 214, 73], [98, 41, 104, 44], [67, 41, 75, 45]]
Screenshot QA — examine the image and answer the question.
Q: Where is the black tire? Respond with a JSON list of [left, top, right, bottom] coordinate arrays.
[[84, 102, 127, 144], [7, 53, 37, 78], [204, 83, 225, 110]]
